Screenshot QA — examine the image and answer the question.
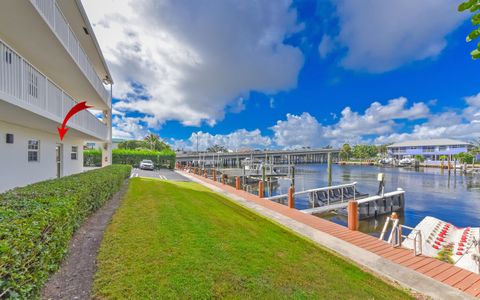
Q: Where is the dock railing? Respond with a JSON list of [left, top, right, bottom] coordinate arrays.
[[380, 217, 422, 256], [265, 182, 358, 206]]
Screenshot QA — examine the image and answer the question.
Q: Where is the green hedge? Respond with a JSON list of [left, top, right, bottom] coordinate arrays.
[[0, 165, 131, 299], [84, 149, 102, 167], [84, 149, 176, 169]]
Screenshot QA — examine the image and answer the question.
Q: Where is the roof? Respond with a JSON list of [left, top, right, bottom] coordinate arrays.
[[387, 139, 471, 148]]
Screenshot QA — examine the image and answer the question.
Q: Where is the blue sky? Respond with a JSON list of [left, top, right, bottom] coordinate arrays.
[[82, 0, 480, 150]]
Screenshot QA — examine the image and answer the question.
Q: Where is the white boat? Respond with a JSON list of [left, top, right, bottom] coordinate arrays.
[[398, 157, 415, 166], [402, 216, 480, 274]]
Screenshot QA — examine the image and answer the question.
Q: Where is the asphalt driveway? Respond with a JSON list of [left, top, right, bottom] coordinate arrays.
[[130, 168, 190, 181]]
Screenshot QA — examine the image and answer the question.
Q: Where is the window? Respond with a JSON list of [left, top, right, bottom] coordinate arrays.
[[28, 140, 39, 162], [28, 71, 38, 98], [422, 146, 435, 153], [71, 146, 78, 160], [438, 146, 447, 151]]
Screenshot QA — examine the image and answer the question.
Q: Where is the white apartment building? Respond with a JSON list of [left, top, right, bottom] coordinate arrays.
[[0, 0, 113, 192]]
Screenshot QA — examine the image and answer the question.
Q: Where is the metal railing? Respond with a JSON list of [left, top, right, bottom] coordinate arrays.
[[0, 39, 107, 140], [380, 217, 422, 256], [30, 0, 111, 107], [266, 182, 358, 203]]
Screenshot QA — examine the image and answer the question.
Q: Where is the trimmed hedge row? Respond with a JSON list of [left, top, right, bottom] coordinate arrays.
[[84, 149, 176, 169], [0, 165, 131, 299]]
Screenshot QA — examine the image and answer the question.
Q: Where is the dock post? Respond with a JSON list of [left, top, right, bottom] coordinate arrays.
[[258, 181, 264, 198], [348, 200, 359, 231], [213, 170, 217, 182], [235, 176, 241, 190], [204, 169, 208, 178], [221, 174, 225, 185], [288, 187, 295, 208], [327, 152, 332, 186]]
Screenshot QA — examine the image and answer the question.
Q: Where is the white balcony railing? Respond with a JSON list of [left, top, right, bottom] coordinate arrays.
[[30, 0, 111, 107], [0, 39, 107, 140]]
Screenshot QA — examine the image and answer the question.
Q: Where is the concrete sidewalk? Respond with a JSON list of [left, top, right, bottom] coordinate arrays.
[[179, 170, 478, 300]]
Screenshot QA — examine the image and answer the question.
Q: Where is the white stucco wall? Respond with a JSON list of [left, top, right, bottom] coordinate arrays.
[[0, 120, 84, 192]]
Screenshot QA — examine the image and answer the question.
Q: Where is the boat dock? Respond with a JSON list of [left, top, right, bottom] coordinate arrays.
[[266, 182, 405, 217]]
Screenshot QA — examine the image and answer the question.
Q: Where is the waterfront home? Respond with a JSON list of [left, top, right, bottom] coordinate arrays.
[[387, 139, 472, 161], [0, 0, 113, 192]]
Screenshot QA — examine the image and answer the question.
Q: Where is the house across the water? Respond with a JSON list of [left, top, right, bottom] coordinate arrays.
[[387, 139, 472, 161]]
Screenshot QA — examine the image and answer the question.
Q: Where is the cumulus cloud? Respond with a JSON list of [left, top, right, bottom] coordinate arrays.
[[327, 97, 429, 138], [82, 0, 304, 133], [271, 112, 323, 148], [375, 93, 480, 144], [269, 97, 430, 148], [334, 0, 467, 72], [112, 116, 149, 140], [179, 129, 272, 151], [171, 94, 480, 150]]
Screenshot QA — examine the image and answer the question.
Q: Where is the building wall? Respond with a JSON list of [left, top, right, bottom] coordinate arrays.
[[0, 120, 84, 192], [388, 145, 469, 160]]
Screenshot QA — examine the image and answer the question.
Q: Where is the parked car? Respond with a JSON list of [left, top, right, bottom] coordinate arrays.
[[139, 159, 154, 170]]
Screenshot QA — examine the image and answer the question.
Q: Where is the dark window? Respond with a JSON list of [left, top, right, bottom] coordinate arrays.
[[28, 140, 40, 162], [71, 146, 78, 160]]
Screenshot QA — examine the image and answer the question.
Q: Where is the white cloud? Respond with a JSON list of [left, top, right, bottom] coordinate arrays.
[[270, 97, 430, 148], [327, 97, 429, 138], [271, 112, 323, 148], [375, 93, 480, 143], [334, 0, 467, 72], [82, 0, 304, 132], [112, 116, 149, 140], [184, 129, 272, 151], [172, 94, 480, 150]]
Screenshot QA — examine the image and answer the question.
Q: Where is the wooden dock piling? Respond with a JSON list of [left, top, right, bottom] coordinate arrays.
[[235, 176, 240, 190], [258, 180, 264, 198], [348, 201, 359, 231], [288, 187, 295, 208]]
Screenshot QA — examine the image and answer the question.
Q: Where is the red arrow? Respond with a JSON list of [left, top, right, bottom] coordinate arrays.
[[57, 101, 93, 140]]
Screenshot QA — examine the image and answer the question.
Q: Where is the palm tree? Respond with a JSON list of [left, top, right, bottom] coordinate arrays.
[[377, 144, 388, 157], [340, 143, 351, 161], [144, 133, 160, 150]]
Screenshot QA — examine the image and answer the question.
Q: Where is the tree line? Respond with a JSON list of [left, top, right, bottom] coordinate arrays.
[[339, 144, 387, 161]]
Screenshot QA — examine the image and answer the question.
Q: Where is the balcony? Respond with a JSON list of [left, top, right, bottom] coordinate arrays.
[[0, 39, 107, 141], [30, 0, 111, 108]]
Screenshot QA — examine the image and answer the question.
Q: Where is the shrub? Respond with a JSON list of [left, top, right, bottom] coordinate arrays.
[[84, 149, 102, 167], [83, 149, 176, 169], [0, 165, 131, 299]]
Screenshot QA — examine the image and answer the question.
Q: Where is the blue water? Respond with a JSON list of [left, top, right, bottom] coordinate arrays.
[[270, 164, 480, 234]]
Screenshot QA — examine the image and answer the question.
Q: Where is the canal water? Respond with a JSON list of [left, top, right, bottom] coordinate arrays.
[[270, 164, 480, 237]]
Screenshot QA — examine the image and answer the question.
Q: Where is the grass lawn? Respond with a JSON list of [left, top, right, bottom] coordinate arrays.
[[94, 178, 413, 299]]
